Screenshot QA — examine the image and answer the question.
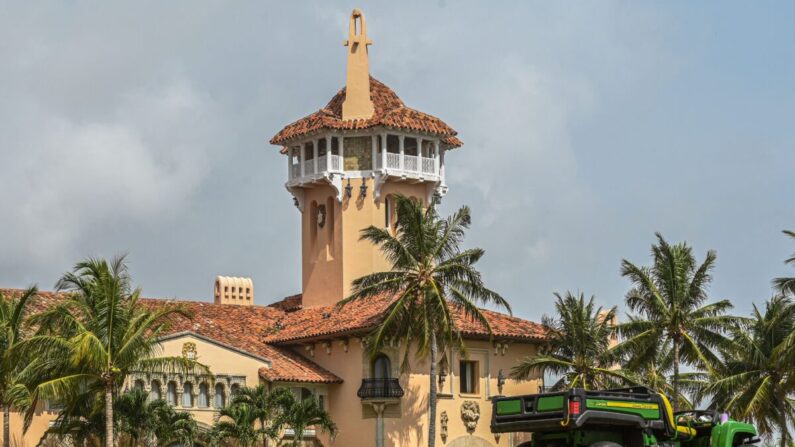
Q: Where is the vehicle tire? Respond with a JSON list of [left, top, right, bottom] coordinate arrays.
[[590, 442, 623, 447]]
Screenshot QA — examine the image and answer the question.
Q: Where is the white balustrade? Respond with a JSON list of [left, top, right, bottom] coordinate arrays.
[[421, 157, 435, 174], [386, 153, 400, 170], [288, 141, 440, 181], [303, 159, 315, 175], [404, 155, 418, 172], [330, 154, 342, 171]]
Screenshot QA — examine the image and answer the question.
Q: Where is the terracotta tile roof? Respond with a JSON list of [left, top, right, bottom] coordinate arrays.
[[267, 294, 303, 312], [263, 294, 547, 344], [0, 289, 342, 384], [270, 77, 463, 148], [1, 288, 545, 380]]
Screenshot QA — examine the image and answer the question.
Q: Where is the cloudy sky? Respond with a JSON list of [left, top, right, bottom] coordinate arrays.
[[1, 1, 793, 322]]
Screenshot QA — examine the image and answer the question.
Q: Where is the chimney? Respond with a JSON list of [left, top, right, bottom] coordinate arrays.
[[341, 9, 375, 121], [214, 276, 254, 306]]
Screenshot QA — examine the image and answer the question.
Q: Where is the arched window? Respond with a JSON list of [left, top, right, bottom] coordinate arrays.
[[214, 384, 226, 409], [230, 384, 240, 396], [372, 354, 391, 379], [198, 383, 210, 408], [133, 379, 145, 392], [182, 382, 194, 407], [166, 381, 177, 406], [150, 380, 162, 401], [384, 195, 395, 230]]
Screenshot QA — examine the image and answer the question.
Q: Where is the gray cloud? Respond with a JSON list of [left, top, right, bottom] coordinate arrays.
[[1, 1, 793, 322]]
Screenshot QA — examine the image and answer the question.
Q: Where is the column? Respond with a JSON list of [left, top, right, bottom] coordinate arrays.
[[339, 136, 345, 172], [300, 145, 305, 177], [417, 137, 424, 174], [381, 132, 387, 170], [399, 135, 405, 170], [434, 140, 440, 176], [326, 136, 332, 171], [313, 140, 319, 174], [371, 135, 377, 170], [372, 403, 385, 447], [287, 147, 293, 180]]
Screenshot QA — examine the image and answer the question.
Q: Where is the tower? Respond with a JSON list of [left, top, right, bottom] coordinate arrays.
[[270, 9, 462, 308]]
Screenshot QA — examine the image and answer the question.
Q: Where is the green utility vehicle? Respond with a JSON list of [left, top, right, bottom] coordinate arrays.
[[491, 387, 759, 447]]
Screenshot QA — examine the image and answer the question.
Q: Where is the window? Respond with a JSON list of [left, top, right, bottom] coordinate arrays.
[[133, 379, 145, 392], [404, 137, 418, 156], [166, 381, 177, 405], [372, 354, 391, 379], [150, 380, 162, 401], [459, 360, 479, 394], [198, 383, 210, 408], [342, 136, 372, 170], [384, 195, 394, 230], [182, 382, 194, 407], [230, 384, 240, 396], [214, 384, 226, 409]]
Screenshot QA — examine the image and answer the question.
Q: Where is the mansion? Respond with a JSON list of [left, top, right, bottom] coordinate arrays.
[[1, 9, 546, 447]]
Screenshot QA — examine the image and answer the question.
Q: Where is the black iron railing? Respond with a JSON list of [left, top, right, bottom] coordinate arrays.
[[357, 378, 404, 399]]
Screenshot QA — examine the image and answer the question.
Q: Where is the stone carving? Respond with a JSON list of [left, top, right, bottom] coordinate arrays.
[[181, 342, 197, 360], [460, 400, 480, 433], [440, 411, 449, 442]]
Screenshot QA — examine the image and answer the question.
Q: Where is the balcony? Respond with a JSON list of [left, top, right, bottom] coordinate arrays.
[[357, 378, 404, 400]]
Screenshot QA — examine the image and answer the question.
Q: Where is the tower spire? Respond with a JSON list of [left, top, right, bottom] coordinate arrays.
[[342, 9, 374, 121]]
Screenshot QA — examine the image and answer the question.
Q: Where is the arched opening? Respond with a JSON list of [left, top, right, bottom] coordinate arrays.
[[309, 200, 319, 243], [326, 196, 335, 259], [198, 383, 210, 408], [166, 381, 178, 406], [133, 379, 145, 392], [150, 380, 162, 401], [372, 354, 391, 379], [230, 383, 240, 396], [182, 382, 194, 408], [214, 383, 226, 409]]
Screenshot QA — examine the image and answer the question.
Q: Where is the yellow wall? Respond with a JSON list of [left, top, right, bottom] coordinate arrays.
[[291, 337, 542, 447], [301, 181, 429, 308]]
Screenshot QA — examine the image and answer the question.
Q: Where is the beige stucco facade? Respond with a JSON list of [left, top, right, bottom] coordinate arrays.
[[1, 8, 545, 447]]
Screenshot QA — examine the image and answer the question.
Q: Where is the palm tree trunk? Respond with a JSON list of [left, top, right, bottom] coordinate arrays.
[[672, 339, 680, 412], [428, 331, 437, 447], [105, 382, 114, 447], [3, 404, 10, 447]]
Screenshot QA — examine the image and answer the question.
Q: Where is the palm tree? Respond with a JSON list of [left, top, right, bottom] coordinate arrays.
[[773, 230, 795, 295], [338, 195, 509, 447], [617, 233, 738, 411], [278, 394, 336, 447], [226, 385, 292, 447], [698, 295, 795, 447], [210, 402, 261, 447], [28, 256, 209, 447], [0, 287, 38, 447], [512, 292, 630, 390], [150, 402, 197, 447]]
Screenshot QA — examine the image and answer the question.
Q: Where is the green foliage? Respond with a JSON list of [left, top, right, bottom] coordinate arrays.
[[696, 295, 795, 446], [26, 255, 210, 447], [209, 385, 335, 447], [774, 230, 795, 296], [614, 233, 739, 410], [511, 292, 630, 390], [339, 195, 507, 447], [115, 389, 198, 447], [277, 392, 336, 446], [0, 286, 40, 447]]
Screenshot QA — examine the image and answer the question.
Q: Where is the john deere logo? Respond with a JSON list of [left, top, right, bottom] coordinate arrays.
[[591, 400, 658, 410]]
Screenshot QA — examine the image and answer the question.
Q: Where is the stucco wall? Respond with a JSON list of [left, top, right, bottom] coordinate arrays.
[[301, 181, 430, 308], [292, 337, 542, 447]]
